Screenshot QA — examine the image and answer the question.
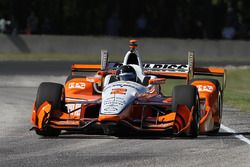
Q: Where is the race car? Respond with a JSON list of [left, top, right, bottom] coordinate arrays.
[[31, 40, 226, 138]]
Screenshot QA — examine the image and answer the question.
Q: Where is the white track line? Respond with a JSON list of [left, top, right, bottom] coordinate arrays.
[[221, 124, 250, 145]]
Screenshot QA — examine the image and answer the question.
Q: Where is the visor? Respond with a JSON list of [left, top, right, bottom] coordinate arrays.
[[119, 72, 136, 81]]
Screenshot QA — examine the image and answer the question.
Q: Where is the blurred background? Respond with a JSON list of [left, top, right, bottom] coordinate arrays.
[[0, 0, 250, 65], [0, 0, 249, 112], [0, 0, 249, 40]]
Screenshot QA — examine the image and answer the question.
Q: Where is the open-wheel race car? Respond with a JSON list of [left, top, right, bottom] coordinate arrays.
[[31, 40, 226, 138]]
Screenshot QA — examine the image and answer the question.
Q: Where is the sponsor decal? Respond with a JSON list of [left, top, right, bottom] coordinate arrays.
[[102, 97, 126, 114], [143, 63, 188, 72], [104, 99, 125, 106], [65, 103, 81, 116], [104, 107, 118, 112], [197, 85, 213, 92], [68, 82, 86, 89]]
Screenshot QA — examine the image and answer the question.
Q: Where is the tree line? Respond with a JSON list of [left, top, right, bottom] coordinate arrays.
[[0, 0, 250, 39]]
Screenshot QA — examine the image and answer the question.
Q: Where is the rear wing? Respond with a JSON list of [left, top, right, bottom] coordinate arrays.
[[71, 64, 101, 72], [70, 64, 101, 77], [70, 50, 108, 77], [70, 50, 118, 76], [143, 63, 189, 79], [143, 51, 226, 90], [194, 67, 226, 90], [69, 50, 226, 91]]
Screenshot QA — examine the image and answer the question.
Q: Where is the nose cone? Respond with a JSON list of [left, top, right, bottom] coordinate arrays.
[[100, 81, 146, 116], [100, 81, 142, 115], [100, 90, 135, 115]]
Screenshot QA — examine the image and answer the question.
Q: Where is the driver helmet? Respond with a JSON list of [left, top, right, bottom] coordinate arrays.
[[117, 65, 137, 82]]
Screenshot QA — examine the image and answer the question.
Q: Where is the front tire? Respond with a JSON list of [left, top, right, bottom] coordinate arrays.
[[35, 82, 64, 137], [172, 85, 200, 138]]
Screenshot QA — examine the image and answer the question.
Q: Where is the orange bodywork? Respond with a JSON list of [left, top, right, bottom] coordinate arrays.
[[145, 71, 188, 79], [191, 79, 222, 133], [71, 64, 101, 71], [32, 101, 52, 129], [31, 62, 225, 136]]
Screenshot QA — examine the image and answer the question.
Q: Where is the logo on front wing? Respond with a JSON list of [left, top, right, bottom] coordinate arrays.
[[68, 82, 86, 89], [65, 104, 81, 116], [197, 85, 213, 92]]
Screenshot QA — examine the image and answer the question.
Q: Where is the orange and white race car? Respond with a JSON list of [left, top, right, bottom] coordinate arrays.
[[31, 40, 226, 138]]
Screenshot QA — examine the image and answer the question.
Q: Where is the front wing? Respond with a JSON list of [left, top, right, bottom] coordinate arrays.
[[31, 100, 195, 136]]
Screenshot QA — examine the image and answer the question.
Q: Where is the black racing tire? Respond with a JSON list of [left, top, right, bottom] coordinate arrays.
[[207, 90, 223, 135], [35, 82, 64, 110], [172, 85, 200, 138], [35, 82, 64, 137]]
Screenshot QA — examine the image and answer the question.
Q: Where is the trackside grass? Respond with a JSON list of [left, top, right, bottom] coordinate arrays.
[[223, 67, 250, 112], [161, 67, 250, 112], [0, 53, 249, 65]]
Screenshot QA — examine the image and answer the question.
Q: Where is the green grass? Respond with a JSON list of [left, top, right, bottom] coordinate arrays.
[[223, 67, 250, 112], [0, 53, 249, 64], [161, 67, 250, 112]]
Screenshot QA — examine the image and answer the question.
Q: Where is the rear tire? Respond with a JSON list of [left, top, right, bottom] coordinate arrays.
[[172, 85, 200, 138], [190, 78, 222, 134], [35, 82, 64, 137], [207, 90, 223, 134]]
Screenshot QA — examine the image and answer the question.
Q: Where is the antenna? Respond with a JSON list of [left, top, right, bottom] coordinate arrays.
[[101, 49, 108, 70]]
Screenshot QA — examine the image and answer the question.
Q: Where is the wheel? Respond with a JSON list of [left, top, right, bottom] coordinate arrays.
[[36, 82, 64, 110], [172, 85, 200, 138], [190, 78, 222, 134], [190, 103, 199, 138], [207, 90, 223, 134], [35, 82, 64, 136]]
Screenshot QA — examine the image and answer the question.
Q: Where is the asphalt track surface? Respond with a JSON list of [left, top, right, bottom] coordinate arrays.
[[1, 62, 250, 167]]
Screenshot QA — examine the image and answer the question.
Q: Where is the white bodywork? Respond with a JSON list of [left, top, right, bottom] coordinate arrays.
[[100, 81, 147, 115], [123, 49, 143, 68], [100, 46, 154, 115]]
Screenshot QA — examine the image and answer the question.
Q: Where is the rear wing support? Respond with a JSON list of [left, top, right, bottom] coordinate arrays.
[[188, 51, 226, 91]]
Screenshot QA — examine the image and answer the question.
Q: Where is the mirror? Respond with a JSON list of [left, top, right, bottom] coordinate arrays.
[[148, 78, 166, 85]]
